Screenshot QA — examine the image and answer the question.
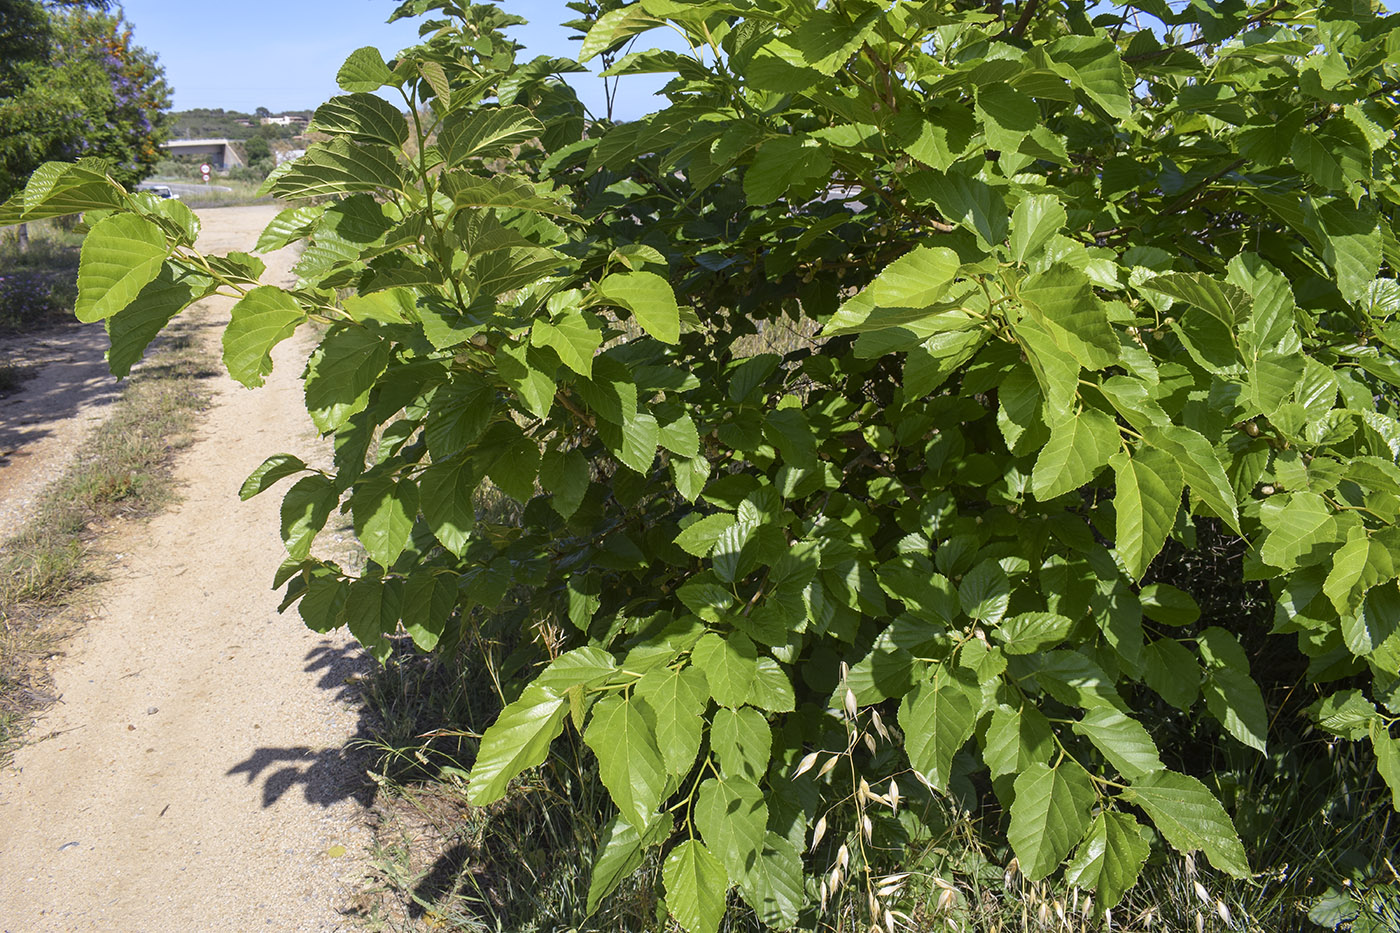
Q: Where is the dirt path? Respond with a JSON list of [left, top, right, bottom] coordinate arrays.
[[0, 206, 373, 932]]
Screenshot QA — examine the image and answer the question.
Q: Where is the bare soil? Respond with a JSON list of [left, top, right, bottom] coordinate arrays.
[[0, 206, 373, 931]]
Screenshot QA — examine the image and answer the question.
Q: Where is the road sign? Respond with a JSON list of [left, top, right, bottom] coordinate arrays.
[[199, 163, 211, 174]]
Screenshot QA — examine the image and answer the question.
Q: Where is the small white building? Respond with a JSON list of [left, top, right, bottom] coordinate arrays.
[[260, 115, 307, 126]]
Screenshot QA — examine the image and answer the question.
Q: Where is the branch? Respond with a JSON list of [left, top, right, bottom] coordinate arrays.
[[1010, 0, 1040, 39], [1123, 2, 1285, 64]]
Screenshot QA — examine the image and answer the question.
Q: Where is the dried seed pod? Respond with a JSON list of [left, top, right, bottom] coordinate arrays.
[[1193, 881, 1210, 906], [810, 814, 828, 850], [794, 750, 820, 777], [818, 754, 841, 778]]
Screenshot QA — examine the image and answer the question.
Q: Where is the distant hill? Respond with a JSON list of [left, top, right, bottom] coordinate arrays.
[[167, 108, 313, 141]]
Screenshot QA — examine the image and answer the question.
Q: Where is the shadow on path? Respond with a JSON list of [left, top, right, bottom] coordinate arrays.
[[225, 641, 379, 810]]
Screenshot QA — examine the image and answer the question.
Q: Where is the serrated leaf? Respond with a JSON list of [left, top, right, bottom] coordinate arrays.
[[1111, 446, 1183, 579], [401, 571, 457, 651], [280, 475, 337, 561], [468, 683, 569, 805], [1203, 666, 1269, 753], [304, 326, 392, 433], [1143, 424, 1240, 532], [439, 105, 544, 164], [900, 665, 978, 792], [1032, 409, 1120, 500], [1138, 584, 1200, 627], [1008, 759, 1097, 881], [675, 513, 736, 557], [310, 93, 409, 146], [711, 706, 771, 780], [107, 261, 218, 378], [531, 308, 603, 377], [265, 138, 404, 199], [736, 832, 803, 929], [587, 815, 660, 914], [1309, 689, 1378, 740], [959, 559, 1010, 624], [1010, 194, 1067, 264], [585, 694, 667, 830], [597, 270, 680, 344], [636, 665, 709, 775], [540, 448, 589, 518], [76, 213, 168, 323], [1124, 770, 1249, 878], [983, 704, 1055, 778], [750, 657, 796, 713], [1370, 720, 1400, 812], [351, 472, 418, 568], [240, 454, 310, 501], [1325, 526, 1398, 618], [691, 632, 759, 708], [1142, 637, 1200, 711], [419, 456, 476, 556], [1064, 811, 1150, 910], [996, 611, 1073, 654], [579, 5, 665, 62], [664, 839, 729, 933], [337, 45, 394, 92], [1073, 707, 1164, 779], [223, 286, 305, 388], [695, 774, 768, 885]]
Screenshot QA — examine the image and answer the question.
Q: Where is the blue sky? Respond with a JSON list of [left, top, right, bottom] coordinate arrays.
[[116, 0, 681, 120]]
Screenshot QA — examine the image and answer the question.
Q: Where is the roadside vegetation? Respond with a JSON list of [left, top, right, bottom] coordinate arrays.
[[0, 316, 217, 764], [0, 217, 81, 336]]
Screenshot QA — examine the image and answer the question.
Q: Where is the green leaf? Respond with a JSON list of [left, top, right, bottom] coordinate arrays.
[[1124, 770, 1250, 878], [750, 658, 797, 713], [711, 706, 771, 780], [1259, 492, 1336, 570], [744, 135, 832, 206], [695, 774, 768, 888], [107, 261, 218, 378], [1143, 425, 1240, 532], [468, 683, 569, 805], [1064, 811, 1151, 910], [1370, 720, 1400, 812], [1072, 707, 1164, 780], [240, 454, 310, 501], [1140, 273, 1251, 326], [419, 456, 477, 556], [449, 173, 581, 220], [1032, 408, 1120, 500], [304, 327, 392, 433], [578, 5, 665, 62], [345, 577, 402, 661], [1308, 689, 1378, 740], [310, 93, 409, 147], [826, 246, 961, 335], [983, 704, 1055, 779], [1008, 759, 1097, 881], [736, 832, 803, 930], [912, 171, 1007, 248], [351, 472, 419, 568], [1010, 194, 1067, 264], [664, 839, 729, 933], [401, 571, 457, 651], [587, 814, 665, 914], [439, 105, 544, 164], [266, 139, 404, 199], [75, 213, 168, 323], [222, 286, 306, 388], [1313, 198, 1381, 304], [1138, 584, 1200, 627], [531, 308, 603, 377], [597, 270, 680, 344], [959, 559, 1010, 624], [585, 694, 667, 830], [1111, 447, 1184, 579], [636, 665, 709, 776], [280, 475, 337, 561], [336, 46, 395, 92], [496, 340, 556, 421], [691, 632, 759, 708], [1324, 526, 1398, 618], [900, 665, 978, 792], [675, 513, 736, 558], [1203, 667, 1269, 753], [540, 448, 589, 518], [996, 611, 1074, 654]]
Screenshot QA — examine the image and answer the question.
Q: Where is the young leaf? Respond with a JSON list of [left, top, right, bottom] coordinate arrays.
[[585, 694, 667, 830], [597, 270, 680, 344], [75, 213, 168, 323], [466, 683, 569, 805], [222, 286, 306, 388], [1008, 759, 1097, 881], [1123, 770, 1250, 878], [1032, 409, 1120, 500], [636, 665, 709, 776], [1010, 194, 1067, 264], [1064, 811, 1151, 910], [663, 839, 729, 933], [1110, 446, 1184, 579], [240, 454, 310, 501]]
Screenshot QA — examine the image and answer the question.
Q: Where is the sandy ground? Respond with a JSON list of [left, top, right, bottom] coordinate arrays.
[[0, 206, 373, 932]]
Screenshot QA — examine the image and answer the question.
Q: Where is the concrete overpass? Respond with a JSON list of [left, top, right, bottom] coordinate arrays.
[[161, 139, 244, 169]]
